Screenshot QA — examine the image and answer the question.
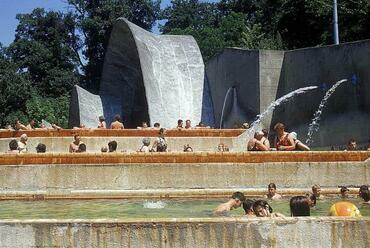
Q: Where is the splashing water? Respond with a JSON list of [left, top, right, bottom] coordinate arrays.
[[143, 201, 167, 209], [234, 85, 318, 149], [305, 79, 348, 145], [219, 87, 234, 128]]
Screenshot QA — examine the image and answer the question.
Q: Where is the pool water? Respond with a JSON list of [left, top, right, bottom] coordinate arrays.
[[0, 197, 368, 219]]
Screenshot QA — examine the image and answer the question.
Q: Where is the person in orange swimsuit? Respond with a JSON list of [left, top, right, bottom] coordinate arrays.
[[273, 122, 296, 151]]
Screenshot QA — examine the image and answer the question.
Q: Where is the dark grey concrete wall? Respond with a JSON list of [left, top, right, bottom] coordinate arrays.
[[206, 40, 370, 147], [205, 48, 260, 128], [271, 40, 370, 146]]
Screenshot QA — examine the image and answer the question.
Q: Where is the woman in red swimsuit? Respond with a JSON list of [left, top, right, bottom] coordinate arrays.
[[273, 123, 296, 151]]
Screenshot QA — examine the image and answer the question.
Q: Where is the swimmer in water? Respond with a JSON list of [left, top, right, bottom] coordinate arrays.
[[214, 192, 246, 214], [359, 185, 370, 203], [252, 200, 284, 217], [290, 196, 310, 216], [265, 183, 282, 200], [243, 199, 256, 217]]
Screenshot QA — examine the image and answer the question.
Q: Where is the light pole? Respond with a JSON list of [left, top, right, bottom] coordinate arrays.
[[333, 0, 339, 44]]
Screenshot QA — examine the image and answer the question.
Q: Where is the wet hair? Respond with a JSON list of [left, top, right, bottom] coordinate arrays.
[[243, 199, 255, 214], [231, 192, 246, 202], [99, 116, 105, 121], [306, 193, 317, 206], [9, 139, 18, 151], [274, 122, 285, 130], [290, 196, 310, 216], [360, 189, 370, 202], [268, 183, 277, 190], [159, 128, 166, 135], [183, 144, 193, 152], [142, 137, 151, 146], [262, 129, 268, 137], [177, 119, 183, 125], [20, 133, 28, 141], [359, 185, 370, 202], [114, 114, 121, 122], [36, 143, 46, 153], [154, 122, 160, 128], [340, 186, 349, 193], [312, 184, 320, 191], [252, 200, 273, 214], [108, 141, 117, 152], [77, 143, 86, 152], [360, 185, 369, 192]]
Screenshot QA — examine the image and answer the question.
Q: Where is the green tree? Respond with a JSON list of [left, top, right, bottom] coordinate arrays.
[[161, 1, 247, 62], [25, 94, 70, 128], [219, 0, 370, 49], [0, 44, 33, 127], [8, 8, 81, 97]]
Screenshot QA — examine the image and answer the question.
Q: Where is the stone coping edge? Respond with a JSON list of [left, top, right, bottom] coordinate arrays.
[[0, 151, 369, 165], [0, 217, 368, 224], [0, 129, 244, 138]]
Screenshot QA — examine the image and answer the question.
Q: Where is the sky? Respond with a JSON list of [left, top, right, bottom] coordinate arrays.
[[0, 0, 218, 47]]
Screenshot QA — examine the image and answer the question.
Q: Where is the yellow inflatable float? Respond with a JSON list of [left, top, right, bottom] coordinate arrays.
[[329, 201, 362, 217]]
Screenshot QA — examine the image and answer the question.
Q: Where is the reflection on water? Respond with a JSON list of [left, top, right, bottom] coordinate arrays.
[[143, 201, 167, 209], [0, 197, 368, 219]]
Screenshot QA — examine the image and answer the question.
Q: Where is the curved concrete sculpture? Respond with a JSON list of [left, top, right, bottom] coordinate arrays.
[[69, 18, 204, 128]]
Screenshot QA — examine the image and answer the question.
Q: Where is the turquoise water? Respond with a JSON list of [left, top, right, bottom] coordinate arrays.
[[0, 197, 368, 219]]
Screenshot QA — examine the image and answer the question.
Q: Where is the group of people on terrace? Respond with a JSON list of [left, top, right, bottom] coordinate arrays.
[[247, 123, 310, 151], [3, 115, 370, 153], [215, 183, 369, 217]]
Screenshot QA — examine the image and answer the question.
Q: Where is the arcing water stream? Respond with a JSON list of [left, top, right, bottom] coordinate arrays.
[[305, 79, 348, 145], [235, 86, 318, 150]]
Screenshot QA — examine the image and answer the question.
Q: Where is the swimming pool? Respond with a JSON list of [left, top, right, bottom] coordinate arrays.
[[0, 197, 368, 219]]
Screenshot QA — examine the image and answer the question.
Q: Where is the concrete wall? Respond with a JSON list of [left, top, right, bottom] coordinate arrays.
[[271, 40, 370, 146], [1, 218, 369, 247], [206, 48, 260, 128], [258, 50, 284, 127], [70, 18, 205, 128], [207, 40, 370, 147], [0, 160, 368, 192]]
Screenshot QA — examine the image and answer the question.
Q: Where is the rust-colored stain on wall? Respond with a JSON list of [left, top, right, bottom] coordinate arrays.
[[0, 151, 369, 165]]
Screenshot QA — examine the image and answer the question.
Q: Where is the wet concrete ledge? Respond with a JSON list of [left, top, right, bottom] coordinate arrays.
[[0, 160, 368, 192], [0, 217, 369, 247], [0, 188, 359, 200], [0, 151, 369, 165], [0, 129, 244, 138]]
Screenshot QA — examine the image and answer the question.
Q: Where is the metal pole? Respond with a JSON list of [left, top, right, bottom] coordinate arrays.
[[333, 0, 339, 44]]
